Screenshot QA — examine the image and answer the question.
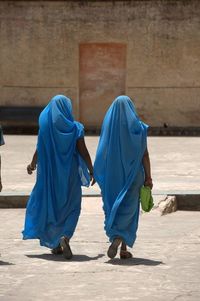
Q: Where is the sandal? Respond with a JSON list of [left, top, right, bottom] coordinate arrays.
[[60, 237, 73, 260], [107, 237, 122, 259], [120, 250, 133, 259], [51, 244, 63, 255]]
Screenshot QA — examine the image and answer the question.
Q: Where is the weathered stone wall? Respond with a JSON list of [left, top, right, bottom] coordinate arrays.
[[0, 0, 200, 128]]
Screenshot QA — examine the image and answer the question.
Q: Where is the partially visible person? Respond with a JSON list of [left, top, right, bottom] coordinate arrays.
[[22, 95, 95, 259], [94, 95, 153, 259], [0, 125, 5, 192]]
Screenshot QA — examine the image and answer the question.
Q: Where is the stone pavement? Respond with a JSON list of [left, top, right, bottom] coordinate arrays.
[[1, 136, 200, 300], [1, 135, 200, 196], [0, 199, 200, 301]]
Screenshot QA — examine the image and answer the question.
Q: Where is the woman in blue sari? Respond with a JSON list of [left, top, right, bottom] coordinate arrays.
[[22, 95, 94, 259], [94, 95, 153, 259]]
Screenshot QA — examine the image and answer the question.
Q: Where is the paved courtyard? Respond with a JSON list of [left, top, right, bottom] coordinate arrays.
[[0, 136, 200, 300], [1, 135, 200, 195], [0, 199, 200, 301]]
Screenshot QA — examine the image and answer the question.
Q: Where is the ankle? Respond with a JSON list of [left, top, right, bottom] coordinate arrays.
[[62, 236, 70, 243], [120, 242, 127, 251]]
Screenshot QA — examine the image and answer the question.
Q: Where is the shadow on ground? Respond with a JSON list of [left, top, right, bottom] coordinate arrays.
[[0, 260, 14, 266], [106, 257, 163, 266], [26, 253, 105, 262]]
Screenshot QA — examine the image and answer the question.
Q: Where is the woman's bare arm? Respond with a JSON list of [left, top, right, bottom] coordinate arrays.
[[142, 147, 153, 189], [27, 150, 37, 175], [76, 138, 95, 185]]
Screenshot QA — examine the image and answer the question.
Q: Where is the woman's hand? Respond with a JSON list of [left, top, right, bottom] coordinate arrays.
[[144, 178, 153, 189], [27, 150, 37, 175], [27, 163, 36, 175]]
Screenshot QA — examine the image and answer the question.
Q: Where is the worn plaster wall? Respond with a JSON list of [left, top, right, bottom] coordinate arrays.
[[0, 0, 200, 128]]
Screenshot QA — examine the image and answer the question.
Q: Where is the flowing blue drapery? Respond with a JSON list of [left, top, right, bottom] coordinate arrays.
[[94, 96, 148, 247], [22, 95, 90, 248]]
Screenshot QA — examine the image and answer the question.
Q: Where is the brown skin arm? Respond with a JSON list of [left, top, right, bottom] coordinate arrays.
[[0, 155, 2, 192], [27, 150, 37, 175], [142, 147, 153, 189], [76, 138, 95, 186]]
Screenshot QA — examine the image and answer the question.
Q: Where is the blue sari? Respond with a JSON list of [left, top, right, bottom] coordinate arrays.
[[22, 95, 90, 248], [94, 96, 148, 247]]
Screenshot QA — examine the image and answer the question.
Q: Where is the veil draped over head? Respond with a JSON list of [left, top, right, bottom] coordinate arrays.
[[94, 95, 148, 247], [22, 95, 89, 248]]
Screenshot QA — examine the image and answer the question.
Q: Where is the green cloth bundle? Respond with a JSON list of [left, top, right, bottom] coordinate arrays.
[[140, 186, 154, 212]]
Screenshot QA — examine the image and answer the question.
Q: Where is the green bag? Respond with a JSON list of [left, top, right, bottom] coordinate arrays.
[[140, 186, 154, 212]]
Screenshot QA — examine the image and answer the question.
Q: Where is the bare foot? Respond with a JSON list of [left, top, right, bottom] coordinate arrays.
[[51, 244, 63, 255], [107, 237, 122, 259], [60, 237, 73, 260], [120, 250, 133, 259]]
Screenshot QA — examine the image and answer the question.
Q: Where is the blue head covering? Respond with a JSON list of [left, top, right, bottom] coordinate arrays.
[[22, 95, 89, 248], [38, 95, 90, 188], [94, 95, 148, 247]]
